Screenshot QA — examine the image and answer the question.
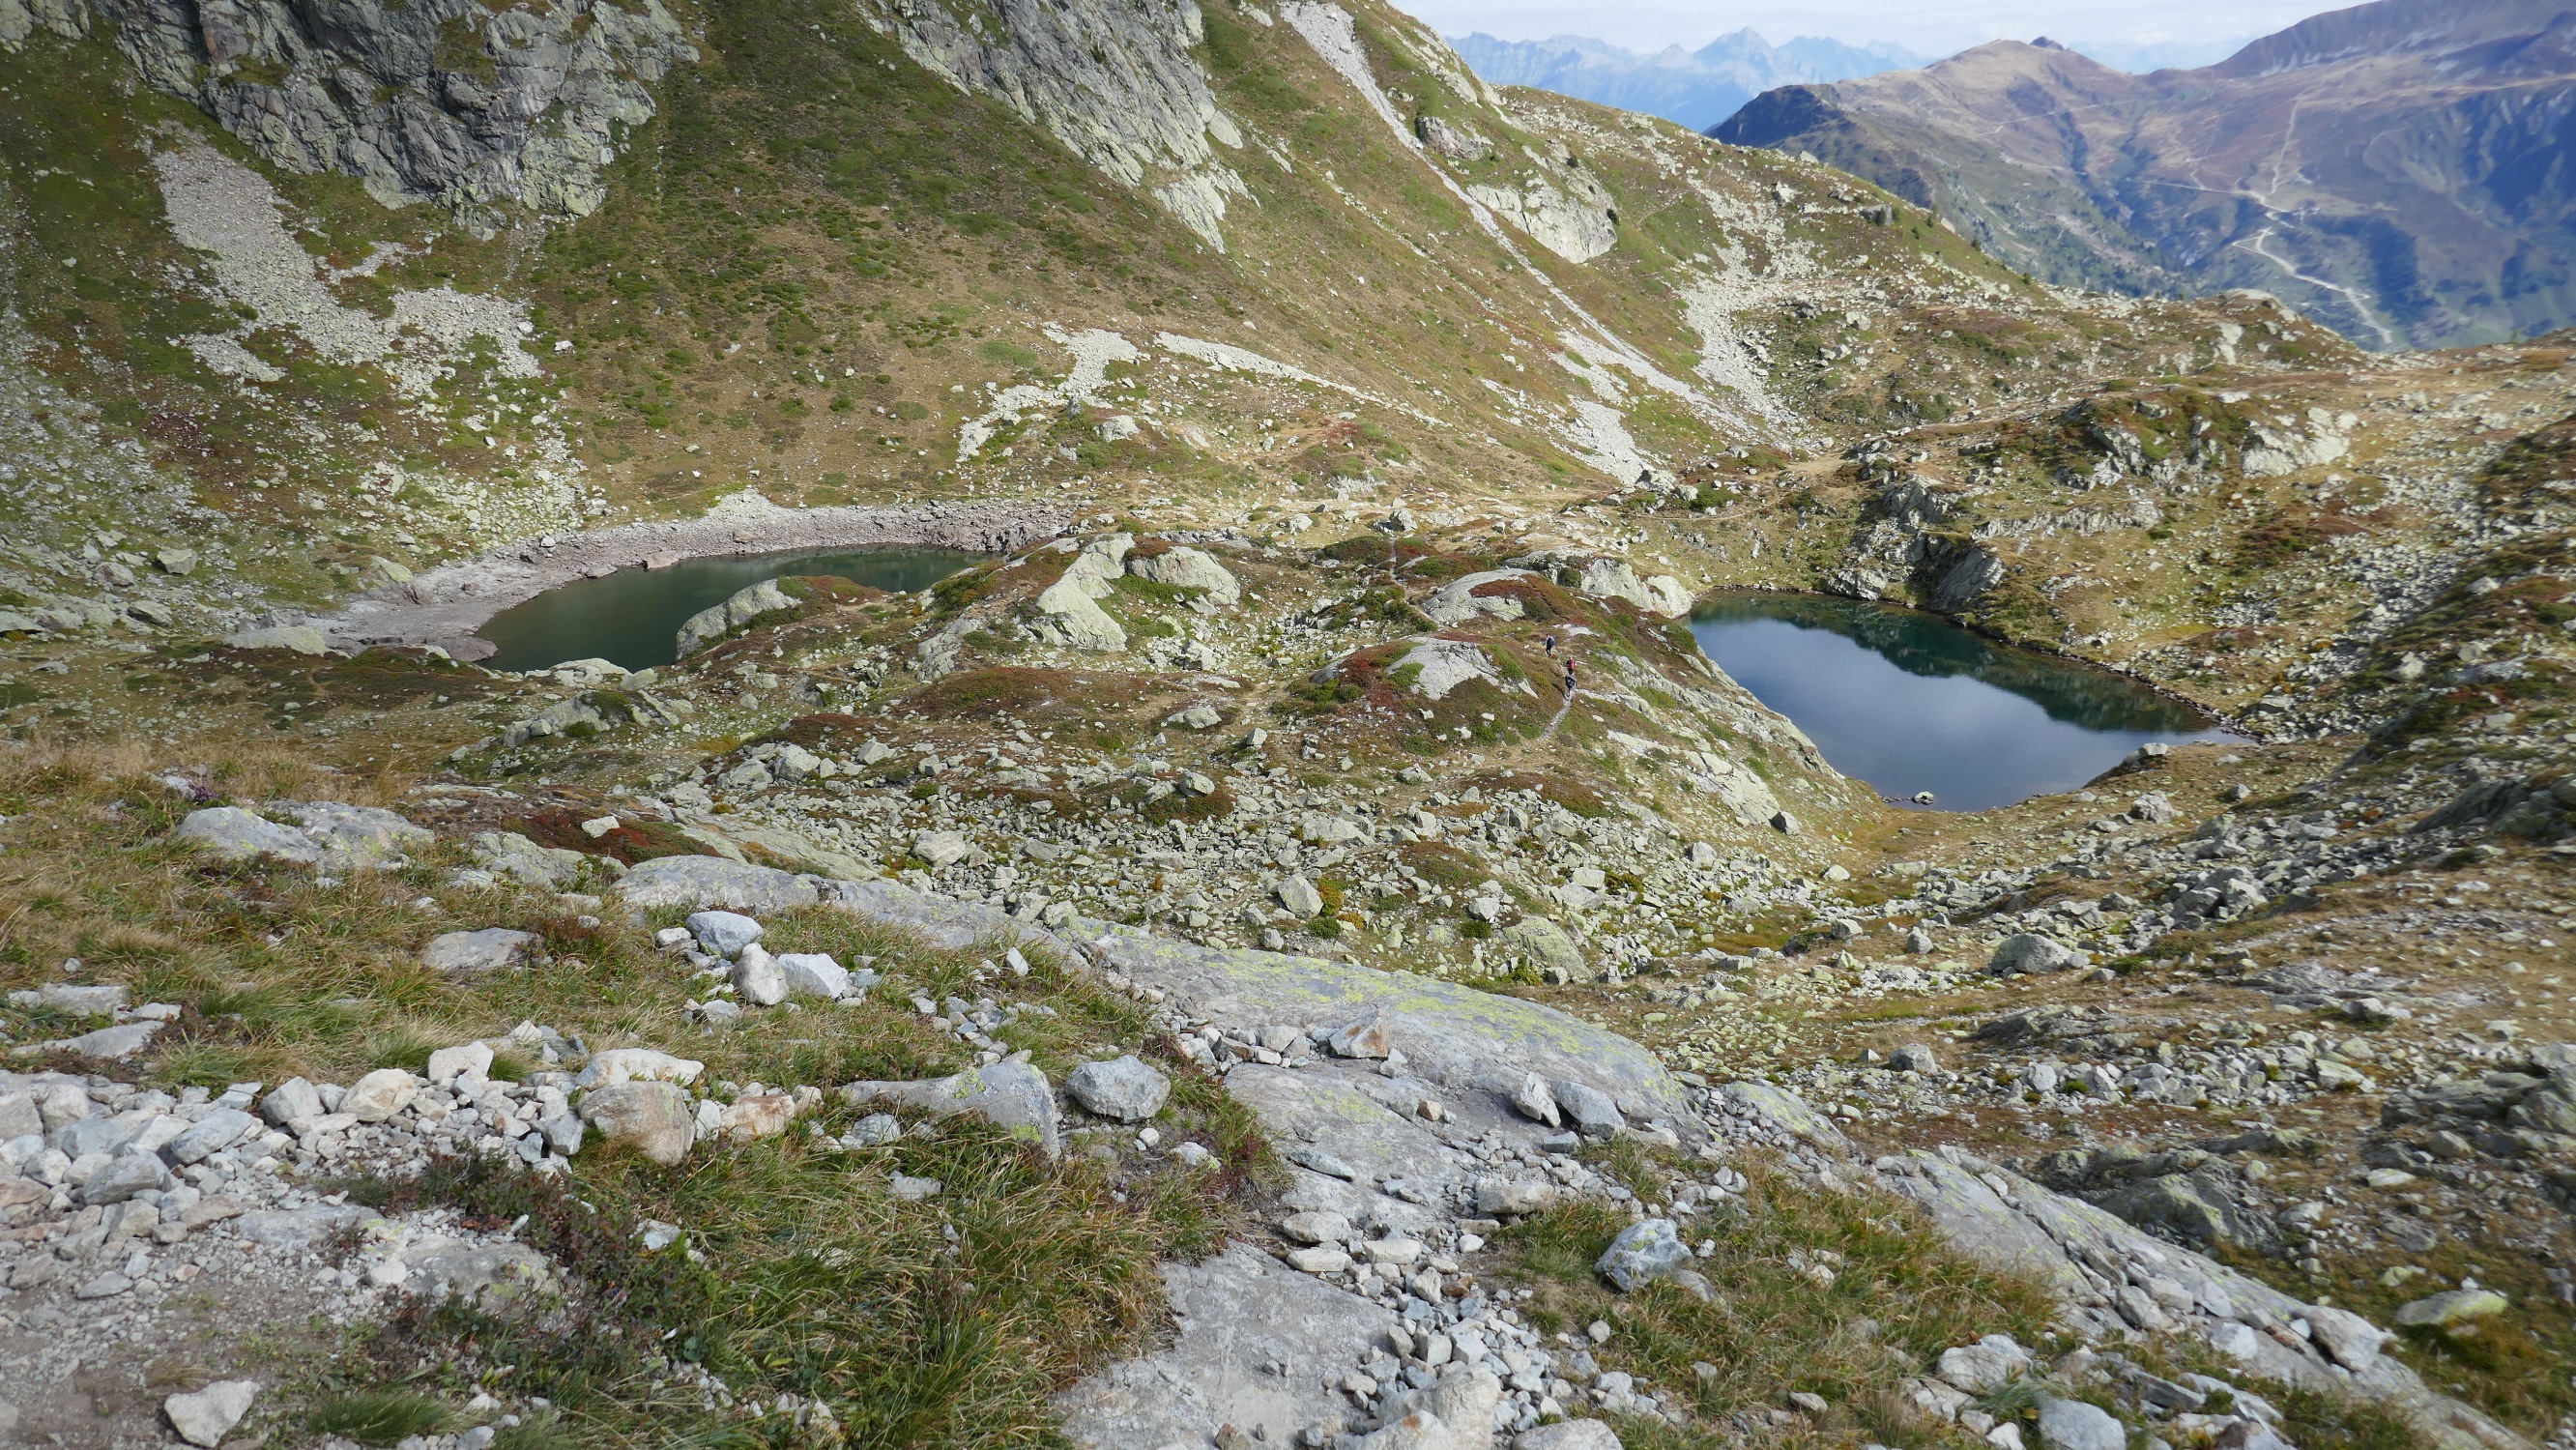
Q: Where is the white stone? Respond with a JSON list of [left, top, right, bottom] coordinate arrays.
[[775, 952, 854, 999], [165, 1379, 259, 1446], [427, 1043, 495, 1087], [343, 1069, 420, 1122], [732, 943, 789, 1006]]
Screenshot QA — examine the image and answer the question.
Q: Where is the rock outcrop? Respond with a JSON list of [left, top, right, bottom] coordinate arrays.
[[9, 0, 698, 236], [856, 0, 1249, 248]]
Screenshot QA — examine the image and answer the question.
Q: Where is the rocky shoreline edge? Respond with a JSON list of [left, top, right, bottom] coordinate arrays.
[[311, 499, 1067, 661]]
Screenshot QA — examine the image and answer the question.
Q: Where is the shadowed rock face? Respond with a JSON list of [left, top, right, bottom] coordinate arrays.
[[1715, 0, 2576, 350], [3, 0, 696, 234]]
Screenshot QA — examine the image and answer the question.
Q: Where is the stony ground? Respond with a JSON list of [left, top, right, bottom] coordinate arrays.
[[3, 0, 2576, 1442]]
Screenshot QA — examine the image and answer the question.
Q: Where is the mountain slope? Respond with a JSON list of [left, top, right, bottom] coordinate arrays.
[[1714, 0, 2576, 351], [1450, 29, 1919, 131], [0, 0, 2272, 653], [8, 4, 2576, 1449]]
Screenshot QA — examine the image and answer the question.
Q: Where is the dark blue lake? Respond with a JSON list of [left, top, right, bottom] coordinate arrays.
[[1690, 594, 2234, 811]]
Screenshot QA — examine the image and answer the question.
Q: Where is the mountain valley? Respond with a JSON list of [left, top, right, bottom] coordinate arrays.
[[0, 1, 2573, 1448]]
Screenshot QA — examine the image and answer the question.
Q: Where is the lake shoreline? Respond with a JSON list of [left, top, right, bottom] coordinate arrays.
[[311, 498, 1063, 661]]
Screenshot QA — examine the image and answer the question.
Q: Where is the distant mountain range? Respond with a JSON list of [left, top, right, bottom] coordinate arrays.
[[1712, 0, 2576, 350], [1448, 30, 1924, 132]]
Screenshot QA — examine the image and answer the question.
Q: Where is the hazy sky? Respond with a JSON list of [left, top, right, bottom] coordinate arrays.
[[1402, 0, 2346, 60]]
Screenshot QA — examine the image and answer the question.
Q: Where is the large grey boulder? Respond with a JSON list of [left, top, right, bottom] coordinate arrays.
[[580, 1081, 694, 1166], [1595, 1218, 1696, 1292], [1871, 1146, 2522, 1450], [163, 1108, 258, 1166], [1551, 1079, 1624, 1137], [469, 830, 589, 887], [344, 1068, 420, 1122], [2091, 1173, 2279, 1254], [171, 807, 322, 865], [1502, 916, 1586, 979], [1126, 545, 1240, 605], [1080, 927, 1693, 1128], [775, 952, 856, 1000], [1056, 1242, 1399, 1449], [78, 1152, 172, 1205], [838, 1061, 1059, 1156], [280, 802, 432, 869], [1934, 1338, 2031, 1394], [730, 944, 788, 1006], [1575, 558, 1693, 617], [172, 802, 428, 871], [2036, 1396, 2127, 1450], [395, 1237, 556, 1311], [260, 1078, 323, 1125], [616, 856, 820, 914], [819, 877, 1052, 950], [686, 910, 765, 956], [677, 578, 797, 656], [1989, 933, 2087, 975], [1029, 577, 1127, 652], [1419, 569, 1536, 625], [1065, 1056, 1170, 1121]]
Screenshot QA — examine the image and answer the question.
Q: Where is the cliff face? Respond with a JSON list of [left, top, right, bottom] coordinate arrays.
[[858, 0, 1251, 248], [1, 0, 696, 234], [1715, 0, 2576, 350]]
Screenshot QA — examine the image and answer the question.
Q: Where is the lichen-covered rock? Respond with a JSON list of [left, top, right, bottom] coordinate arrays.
[[616, 856, 820, 914], [1502, 915, 1587, 979], [1056, 1242, 1401, 1448], [1029, 577, 1128, 652], [1573, 558, 1692, 617], [499, 695, 611, 749], [1419, 569, 1535, 625], [344, 1068, 420, 1122], [685, 910, 765, 956], [470, 830, 589, 887], [1387, 637, 1500, 701], [1126, 544, 1240, 605], [172, 806, 319, 865], [1595, 1218, 1694, 1291], [1065, 1055, 1170, 1121], [1081, 926, 1693, 1127]]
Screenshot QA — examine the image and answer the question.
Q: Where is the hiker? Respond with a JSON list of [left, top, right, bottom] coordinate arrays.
[[1562, 660, 1577, 693], [1543, 633, 1557, 656]]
